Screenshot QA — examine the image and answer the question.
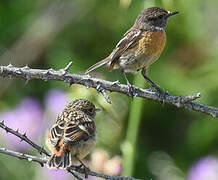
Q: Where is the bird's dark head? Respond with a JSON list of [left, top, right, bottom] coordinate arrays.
[[68, 99, 101, 118], [135, 7, 178, 30]]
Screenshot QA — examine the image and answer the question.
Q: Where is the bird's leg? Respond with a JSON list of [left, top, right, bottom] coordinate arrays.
[[122, 70, 135, 97], [141, 68, 167, 101], [75, 156, 89, 178]]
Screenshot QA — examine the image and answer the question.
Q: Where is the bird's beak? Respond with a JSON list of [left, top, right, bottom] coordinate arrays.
[[95, 107, 101, 112], [167, 11, 179, 18]]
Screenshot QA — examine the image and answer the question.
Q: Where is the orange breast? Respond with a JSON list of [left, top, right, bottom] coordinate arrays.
[[138, 30, 166, 66]]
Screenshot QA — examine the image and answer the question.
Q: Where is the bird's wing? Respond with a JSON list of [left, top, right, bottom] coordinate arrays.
[[109, 28, 142, 70], [62, 111, 95, 145], [49, 119, 65, 146]]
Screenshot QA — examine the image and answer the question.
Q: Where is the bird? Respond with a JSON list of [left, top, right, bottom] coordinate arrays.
[[85, 7, 178, 97], [46, 99, 100, 170]]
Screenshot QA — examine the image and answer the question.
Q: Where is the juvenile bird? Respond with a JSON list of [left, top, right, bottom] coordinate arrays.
[[46, 99, 100, 170], [85, 7, 178, 96]]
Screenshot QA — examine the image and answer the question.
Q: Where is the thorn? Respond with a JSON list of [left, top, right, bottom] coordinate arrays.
[[8, 74, 12, 79], [24, 75, 30, 85], [16, 129, 19, 133], [38, 150, 42, 154], [180, 93, 201, 104], [69, 80, 74, 87], [23, 65, 30, 70], [27, 158, 32, 162], [7, 63, 13, 68], [45, 70, 50, 75], [48, 68, 54, 72], [96, 84, 101, 91], [25, 78, 29, 85], [96, 84, 111, 104], [113, 80, 120, 85], [42, 77, 48, 81], [86, 74, 91, 78], [1, 120, 5, 124], [16, 69, 22, 75], [23, 132, 27, 137], [63, 79, 69, 83], [47, 69, 52, 75], [63, 61, 73, 71], [211, 112, 217, 118]]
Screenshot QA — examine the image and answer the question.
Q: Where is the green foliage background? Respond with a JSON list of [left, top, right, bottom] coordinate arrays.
[[0, 0, 218, 179]]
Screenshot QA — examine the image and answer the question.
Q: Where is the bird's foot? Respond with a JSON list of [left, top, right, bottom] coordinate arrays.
[[127, 81, 135, 97], [150, 85, 169, 104], [77, 159, 90, 178], [82, 164, 90, 178]]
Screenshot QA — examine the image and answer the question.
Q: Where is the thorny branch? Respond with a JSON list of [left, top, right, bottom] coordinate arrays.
[[0, 121, 145, 180], [0, 148, 47, 166], [0, 63, 218, 118], [0, 120, 50, 156]]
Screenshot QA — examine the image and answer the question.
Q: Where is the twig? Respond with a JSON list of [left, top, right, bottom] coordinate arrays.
[[67, 168, 83, 180], [0, 64, 218, 118], [73, 166, 144, 180], [0, 147, 83, 180], [96, 84, 112, 104], [0, 148, 47, 167], [177, 93, 201, 104], [0, 147, 145, 180], [62, 61, 73, 71], [0, 120, 50, 156]]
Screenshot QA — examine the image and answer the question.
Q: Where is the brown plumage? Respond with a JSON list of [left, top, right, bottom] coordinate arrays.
[[85, 7, 178, 96], [46, 99, 100, 169]]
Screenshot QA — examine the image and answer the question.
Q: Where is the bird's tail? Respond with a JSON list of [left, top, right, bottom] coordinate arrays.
[[47, 150, 71, 169], [85, 57, 111, 74]]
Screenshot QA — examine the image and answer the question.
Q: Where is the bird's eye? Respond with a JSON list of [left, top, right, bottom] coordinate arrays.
[[158, 15, 163, 19]]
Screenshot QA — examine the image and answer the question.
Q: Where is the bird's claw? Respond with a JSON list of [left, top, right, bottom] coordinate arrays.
[[127, 82, 135, 97], [153, 86, 168, 104]]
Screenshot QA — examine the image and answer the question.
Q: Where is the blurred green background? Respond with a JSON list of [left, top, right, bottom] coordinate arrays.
[[1, 0, 218, 179]]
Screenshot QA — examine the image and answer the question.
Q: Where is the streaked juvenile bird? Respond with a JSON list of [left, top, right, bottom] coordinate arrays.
[[46, 99, 100, 170], [85, 7, 178, 96]]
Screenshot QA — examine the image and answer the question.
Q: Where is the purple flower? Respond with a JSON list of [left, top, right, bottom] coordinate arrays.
[[0, 98, 43, 151], [44, 89, 68, 115], [43, 169, 72, 180], [188, 156, 218, 180], [38, 165, 93, 180], [42, 89, 69, 134]]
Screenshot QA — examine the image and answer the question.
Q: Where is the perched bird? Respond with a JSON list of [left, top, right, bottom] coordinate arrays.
[[46, 99, 100, 170], [85, 7, 178, 96]]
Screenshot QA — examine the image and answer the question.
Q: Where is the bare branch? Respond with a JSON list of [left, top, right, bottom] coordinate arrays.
[[0, 64, 218, 118], [0, 120, 50, 156], [0, 148, 145, 180], [67, 169, 83, 180], [0, 147, 83, 180], [71, 166, 144, 180], [0, 148, 46, 167]]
